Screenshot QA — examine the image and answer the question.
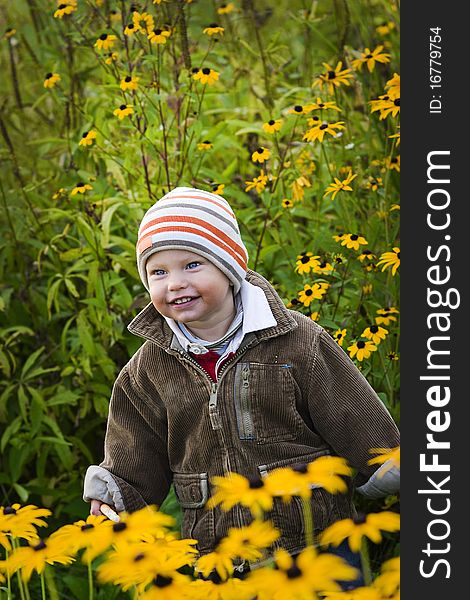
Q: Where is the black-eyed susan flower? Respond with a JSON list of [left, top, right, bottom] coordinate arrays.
[[95, 33, 118, 51], [6, 537, 75, 582], [262, 118, 282, 134], [333, 233, 345, 243], [251, 147, 271, 163], [351, 45, 391, 72], [375, 307, 399, 325], [291, 175, 311, 200], [376, 247, 400, 275], [374, 556, 400, 600], [110, 9, 121, 23], [219, 520, 280, 562], [52, 188, 67, 201], [298, 283, 328, 307], [310, 311, 320, 321], [320, 511, 400, 552], [387, 351, 399, 361], [340, 233, 368, 251], [203, 23, 225, 36], [363, 283, 373, 294], [366, 176, 383, 192], [0, 505, 51, 551], [305, 97, 341, 112], [49, 514, 113, 562], [197, 140, 213, 151], [5, 28, 16, 38], [71, 182, 93, 196], [120, 75, 139, 91], [105, 52, 119, 64], [313, 260, 333, 275], [44, 72, 60, 88], [303, 120, 345, 143], [124, 23, 137, 35], [207, 473, 274, 518], [132, 11, 155, 34], [347, 340, 377, 361], [294, 252, 320, 275], [113, 104, 134, 119], [196, 550, 234, 581], [282, 198, 294, 209], [324, 170, 357, 199], [389, 129, 400, 146], [362, 325, 388, 344], [357, 249, 376, 263], [53, 3, 77, 19], [288, 104, 310, 115], [148, 28, 171, 44], [193, 67, 219, 85], [386, 73, 400, 99], [78, 130, 97, 147], [385, 155, 400, 171], [333, 253, 346, 265], [211, 183, 225, 195], [249, 546, 357, 598], [217, 3, 235, 14], [317, 61, 353, 94], [376, 21, 396, 36], [286, 297, 301, 309], [333, 328, 347, 346], [139, 572, 193, 598], [245, 170, 268, 193]]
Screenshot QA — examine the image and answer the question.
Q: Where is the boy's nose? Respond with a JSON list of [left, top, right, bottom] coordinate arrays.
[[167, 273, 188, 291]]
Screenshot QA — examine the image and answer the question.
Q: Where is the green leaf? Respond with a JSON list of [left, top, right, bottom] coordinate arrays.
[[20, 347, 45, 380], [13, 482, 29, 503], [1, 416, 22, 453]]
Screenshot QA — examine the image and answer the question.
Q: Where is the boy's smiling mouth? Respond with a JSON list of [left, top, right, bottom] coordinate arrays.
[[170, 296, 199, 306]]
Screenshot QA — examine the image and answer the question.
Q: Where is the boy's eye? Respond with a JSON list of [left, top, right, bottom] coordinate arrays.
[[152, 269, 166, 276], [186, 261, 201, 269]]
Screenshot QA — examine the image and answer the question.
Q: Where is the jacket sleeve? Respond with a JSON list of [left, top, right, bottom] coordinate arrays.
[[306, 329, 400, 491], [97, 364, 172, 512]]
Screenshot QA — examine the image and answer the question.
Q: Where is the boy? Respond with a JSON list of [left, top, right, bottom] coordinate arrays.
[[84, 186, 399, 572]]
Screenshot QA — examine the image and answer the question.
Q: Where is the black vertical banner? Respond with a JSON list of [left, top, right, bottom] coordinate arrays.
[[402, 2, 467, 597]]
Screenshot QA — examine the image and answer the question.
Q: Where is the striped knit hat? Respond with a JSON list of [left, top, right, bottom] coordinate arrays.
[[136, 187, 249, 293]]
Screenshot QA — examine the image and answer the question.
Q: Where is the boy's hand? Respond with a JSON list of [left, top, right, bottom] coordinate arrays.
[[90, 499, 120, 522]]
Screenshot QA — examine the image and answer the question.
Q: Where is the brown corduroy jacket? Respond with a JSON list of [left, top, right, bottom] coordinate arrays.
[[99, 269, 400, 557]]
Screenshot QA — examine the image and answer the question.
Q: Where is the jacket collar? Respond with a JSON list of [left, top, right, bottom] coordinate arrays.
[[127, 269, 298, 349]]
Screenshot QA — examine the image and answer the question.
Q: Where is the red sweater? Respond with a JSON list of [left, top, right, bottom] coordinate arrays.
[[190, 349, 234, 382]]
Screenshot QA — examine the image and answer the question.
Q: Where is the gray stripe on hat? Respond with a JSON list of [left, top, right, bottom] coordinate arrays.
[[144, 202, 240, 234]]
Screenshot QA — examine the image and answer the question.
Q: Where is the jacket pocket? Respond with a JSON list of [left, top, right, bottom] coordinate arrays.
[[173, 472, 214, 553], [233, 362, 303, 443]]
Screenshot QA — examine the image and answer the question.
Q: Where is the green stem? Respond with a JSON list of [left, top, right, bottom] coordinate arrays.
[[360, 538, 372, 585], [40, 571, 46, 600], [301, 496, 315, 547], [87, 560, 94, 600]]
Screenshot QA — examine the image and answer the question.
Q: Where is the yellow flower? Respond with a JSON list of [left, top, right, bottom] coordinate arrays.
[[375, 307, 399, 326], [105, 52, 119, 64], [113, 104, 134, 119], [219, 521, 280, 562], [217, 3, 235, 14], [94, 34, 118, 51], [317, 61, 353, 94], [5, 28, 17, 38], [78, 130, 97, 147], [366, 176, 383, 191], [376, 21, 396, 36], [43, 72, 60, 88], [49, 514, 113, 562], [192, 67, 219, 85], [303, 120, 345, 143], [347, 340, 377, 361], [0, 505, 51, 551], [362, 325, 388, 344], [298, 283, 328, 307], [304, 97, 341, 112], [310, 312, 319, 321], [333, 328, 347, 347], [196, 551, 234, 581], [148, 28, 171, 44], [207, 472, 274, 518], [324, 170, 357, 200], [203, 24, 225, 36], [53, 3, 77, 19], [139, 572, 193, 598], [6, 537, 75, 582], [291, 175, 311, 201], [385, 155, 400, 171], [320, 511, 400, 552], [197, 140, 213, 151], [351, 45, 391, 72], [71, 183, 93, 196], [368, 446, 401, 473], [390, 203, 400, 211], [288, 104, 311, 115], [313, 260, 333, 275], [374, 556, 400, 599], [340, 234, 368, 251], [120, 75, 139, 91], [124, 23, 137, 35], [357, 249, 375, 263], [245, 170, 268, 193], [133, 11, 155, 34], [262, 118, 282, 134], [251, 147, 271, 163], [211, 183, 225, 195], [376, 247, 400, 275], [294, 252, 320, 275], [282, 199, 294, 209]]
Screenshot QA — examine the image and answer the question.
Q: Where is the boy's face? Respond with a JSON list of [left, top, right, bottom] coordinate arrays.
[[146, 249, 235, 337]]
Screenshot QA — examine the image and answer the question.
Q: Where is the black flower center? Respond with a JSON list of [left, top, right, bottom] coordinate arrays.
[[394, 99, 400, 106], [318, 103, 325, 108], [33, 540, 47, 551], [301, 256, 310, 264], [128, 23, 134, 29], [203, 140, 211, 144], [365, 54, 373, 59], [125, 76, 132, 82], [391, 157, 398, 163], [319, 123, 328, 130], [209, 23, 219, 28], [397, 252, 400, 258], [81, 523, 94, 531], [154, 28, 162, 35], [327, 70, 336, 79], [119, 104, 127, 110], [319, 261, 327, 268], [100, 34, 108, 40], [82, 132, 89, 138], [202, 67, 211, 75], [292, 463, 308, 474], [311, 116, 319, 121], [305, 289, 313, 296], [294, 105, 303, 112], [113, 522, 127, 532], [248, 476, 264, 489], [286, 565, 302, 579], [134, 553, 145, 562], [45, 72, 53, 79], [370, 326, 378, 333], [58, 4, 67, 8], [192, 67, 199, 73], [154, 575, 173, 588], [350, 234, 359, 240], [76, 182, 84, 187], [256, 147, 264, 153], [3, 506, 17, 515], [268, 119, 275, 125], [357, 341, 366, 349], [353, 513, 367, 524]]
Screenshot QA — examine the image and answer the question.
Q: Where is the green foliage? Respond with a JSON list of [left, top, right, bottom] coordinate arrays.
[[0, 0, 400, 560]]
